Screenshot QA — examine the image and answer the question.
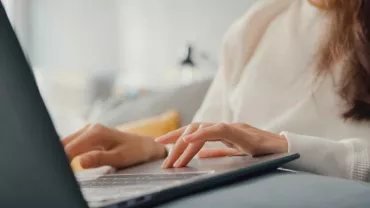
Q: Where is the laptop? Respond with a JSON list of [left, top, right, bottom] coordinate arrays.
[[0, 3, 299, 208]]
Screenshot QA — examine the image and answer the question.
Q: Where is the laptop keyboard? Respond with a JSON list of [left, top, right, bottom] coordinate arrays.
[[80, 172, 207, 188], [80, 172, 209, 202]]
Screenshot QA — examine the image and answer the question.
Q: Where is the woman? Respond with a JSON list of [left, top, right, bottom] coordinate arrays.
[[63, 0, 370, 181]]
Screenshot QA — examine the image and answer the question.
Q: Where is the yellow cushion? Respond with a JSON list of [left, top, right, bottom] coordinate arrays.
[[71, 110, 180, 172], [116, 110, 180, 137]]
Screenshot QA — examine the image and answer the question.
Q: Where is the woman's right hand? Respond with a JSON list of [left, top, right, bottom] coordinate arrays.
[[62, 124, 167, 169]]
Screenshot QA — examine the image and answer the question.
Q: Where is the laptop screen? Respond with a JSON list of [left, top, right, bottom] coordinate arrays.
[[0, 2, 87, 208]]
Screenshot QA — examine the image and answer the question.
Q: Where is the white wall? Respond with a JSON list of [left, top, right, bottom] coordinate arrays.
[[28, 0, 120, 71], [118, 0, 256, 86], [24, 0, 122, 136], [25, 0, 256, 86]]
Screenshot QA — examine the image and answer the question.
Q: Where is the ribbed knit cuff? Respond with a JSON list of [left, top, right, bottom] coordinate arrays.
[[280, 131, 351, 179]]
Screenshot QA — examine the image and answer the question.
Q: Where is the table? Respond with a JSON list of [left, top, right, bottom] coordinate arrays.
[[159, 171, 370, 208]]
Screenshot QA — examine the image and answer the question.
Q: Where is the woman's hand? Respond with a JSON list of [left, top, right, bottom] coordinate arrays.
[[62, 124, 167, 169], [155, 123, 288, 168]]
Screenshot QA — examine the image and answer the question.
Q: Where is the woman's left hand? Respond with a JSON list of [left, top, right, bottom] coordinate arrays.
[[155, 123, 288, 168]]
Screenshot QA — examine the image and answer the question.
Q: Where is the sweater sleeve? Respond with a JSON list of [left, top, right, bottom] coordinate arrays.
[[281, 131, 370, 181]]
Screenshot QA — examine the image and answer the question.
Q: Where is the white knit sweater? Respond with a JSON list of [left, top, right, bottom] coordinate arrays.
[[192, 0, 370, 181]]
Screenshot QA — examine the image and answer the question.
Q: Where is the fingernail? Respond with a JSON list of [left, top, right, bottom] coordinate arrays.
[[154, 138, 161, 143], [161, 158, 168, 168], [155, 137, 163, 142], [155, 136, 167, 143], [173, 160, 182, 168]]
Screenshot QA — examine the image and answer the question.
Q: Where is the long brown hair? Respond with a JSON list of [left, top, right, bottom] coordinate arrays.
[[316, 0, 370, 121]]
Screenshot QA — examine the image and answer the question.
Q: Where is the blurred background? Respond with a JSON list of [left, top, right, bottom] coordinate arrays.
[[2, 0, 256, 137]]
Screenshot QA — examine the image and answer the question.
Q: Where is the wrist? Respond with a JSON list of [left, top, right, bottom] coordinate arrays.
[[276, 134, 288, 153], [153, 143, 167, 159], [261, 132, 288, 155], [138, 136, 166, 162], [147, 137, 167, 160]]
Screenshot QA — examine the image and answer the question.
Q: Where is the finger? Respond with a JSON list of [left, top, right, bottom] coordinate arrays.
[[155, 123, 215, 144], [79, 150, 118, 169], [183, 123, 242, 144], [61, 124, 91, 147], [198, 148, 243, 158], [155, 126, 188, 144], [183, 124, 257, 155], [161, 125, 197, 169], [171, 123, 214, 168], [173, 141, 205, 168], [167, 123, 215, 168], [65, 126, 114, 160]]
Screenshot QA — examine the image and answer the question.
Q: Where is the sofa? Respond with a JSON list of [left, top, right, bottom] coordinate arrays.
[[96, 79, 212, 127]]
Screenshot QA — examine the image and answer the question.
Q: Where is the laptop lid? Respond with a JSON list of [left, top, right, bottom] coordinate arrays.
[[0, 3, 87, 208]]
